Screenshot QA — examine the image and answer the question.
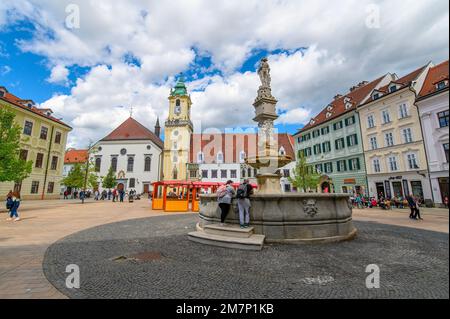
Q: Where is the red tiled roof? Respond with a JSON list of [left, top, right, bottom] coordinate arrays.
[[101, 117, 163, 148], [418, 60, 449, 98], [64, 149, 88, 164], [0, 86, 71, 129], [189, 133, 295, 164], [299, 75, 386, 132]]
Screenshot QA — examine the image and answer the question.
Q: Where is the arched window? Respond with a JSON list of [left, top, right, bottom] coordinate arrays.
[[144, 156, 151, 172], [127, 157, 134, 172], [95, 157, 101, 172], [242, 169, 246, 178], [111, 157, 117, 172], [239, 151, 246, 163], [172, 166, 178, 180], [197, 152, 204, 164], [217, 151, 223, 163], [176, 99, 181, 107], [279, 146, 286, 156]]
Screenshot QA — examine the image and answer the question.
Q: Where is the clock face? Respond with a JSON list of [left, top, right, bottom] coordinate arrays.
[[175, 105, 181, 115]]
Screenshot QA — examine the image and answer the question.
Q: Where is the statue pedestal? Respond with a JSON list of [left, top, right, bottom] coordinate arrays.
[[256, 174, 282, 195]]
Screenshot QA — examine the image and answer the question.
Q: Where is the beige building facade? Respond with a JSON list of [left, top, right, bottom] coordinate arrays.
[[357, 63, 433, 204], [0, 86, 72, 200]]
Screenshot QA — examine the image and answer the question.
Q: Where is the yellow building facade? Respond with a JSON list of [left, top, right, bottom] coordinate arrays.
[[162, 78, 193, 181], [357, 64, 433, 204], [0, 86, 72, 200]]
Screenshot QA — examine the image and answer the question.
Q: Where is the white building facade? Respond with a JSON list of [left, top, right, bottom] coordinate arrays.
[[416, 61, 449, 206], [91, 117, 163, 194]]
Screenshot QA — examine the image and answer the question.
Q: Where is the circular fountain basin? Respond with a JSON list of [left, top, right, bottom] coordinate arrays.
[[199, 193, 357, 243], [245, 155, 292, 169]]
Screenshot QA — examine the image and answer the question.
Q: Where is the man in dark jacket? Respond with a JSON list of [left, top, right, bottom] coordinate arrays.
[[406, 194, 417, 219]]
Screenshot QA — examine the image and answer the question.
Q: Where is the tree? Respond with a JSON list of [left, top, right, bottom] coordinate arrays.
[[289, 151, 321, 192], [102, 166, 116, 190], [62, 163, 84, 189], [0, 108, 33, 183]]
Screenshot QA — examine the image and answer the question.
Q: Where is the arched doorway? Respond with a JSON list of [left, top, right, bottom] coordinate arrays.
[[319, 175, 333, 193]]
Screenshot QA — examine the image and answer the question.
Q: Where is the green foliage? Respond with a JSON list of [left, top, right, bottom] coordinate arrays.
[[102, 166, 116, 189], [289, 152, 321, 192], [62, 163, 84, 189], [0, 108, 33, 183]]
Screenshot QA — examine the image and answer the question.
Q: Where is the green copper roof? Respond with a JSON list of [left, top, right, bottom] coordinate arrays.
[[170, 76, 188, 96]]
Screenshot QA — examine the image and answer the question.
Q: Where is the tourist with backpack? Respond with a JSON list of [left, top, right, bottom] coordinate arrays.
[[237, 179, 253, 228], [217, 180, 235, 225], [7, 191, 21, 222]]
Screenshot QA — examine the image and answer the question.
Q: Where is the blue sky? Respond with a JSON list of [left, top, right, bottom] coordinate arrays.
[[0, 0, 448, 147]]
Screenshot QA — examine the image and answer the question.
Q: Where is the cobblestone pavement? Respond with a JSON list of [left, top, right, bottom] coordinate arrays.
[[43, 214, 449, 299], [0, 200, 448, 299]]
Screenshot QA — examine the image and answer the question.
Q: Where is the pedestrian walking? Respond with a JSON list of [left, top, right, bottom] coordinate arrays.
[[216, 180, 236, 225], [63, 190, 68, 200], [413, 196, 423, 220], [7, 191, 21, 222], [236, 179, 253, 228], [108, 189, 112, 200], [80, 190, 86, 204], [112, 189, 117, 202], [119, 189, 125, 202], [406, 193, 418, 219], [5, 190, 13, 220]]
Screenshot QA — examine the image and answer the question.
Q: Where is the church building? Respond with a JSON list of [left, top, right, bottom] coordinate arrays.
[[91, 117, 163, 194]]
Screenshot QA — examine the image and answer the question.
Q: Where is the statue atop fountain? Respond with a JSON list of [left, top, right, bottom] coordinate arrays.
[[246, 58, 292, 194]]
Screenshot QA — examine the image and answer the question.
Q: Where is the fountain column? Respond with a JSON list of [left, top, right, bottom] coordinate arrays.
[[246, 58, 292, 194]]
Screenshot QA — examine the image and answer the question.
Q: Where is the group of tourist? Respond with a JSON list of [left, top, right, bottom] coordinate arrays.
[[217, 179, 253, 229], [93, 188, 139, 203]]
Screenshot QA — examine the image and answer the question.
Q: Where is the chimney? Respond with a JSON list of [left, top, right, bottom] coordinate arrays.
[[154, 117, 161, 138]]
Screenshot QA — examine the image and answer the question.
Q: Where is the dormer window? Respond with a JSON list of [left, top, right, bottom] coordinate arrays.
[[437, 80, 448, 90], [344, 102, 352, 110], [310, 119, 315, 125], [327, 105, 333, 111], [0, 91, 4, 98], [344, 97, 351, 103], [389, 85, 397, 93], [372, 92, 380, 100], [326, 112, 332, 118], [279, 146, 286, 156]]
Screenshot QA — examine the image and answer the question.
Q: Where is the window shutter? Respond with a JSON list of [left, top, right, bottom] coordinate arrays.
[[313, 146, 317, 155], [355, 134, 358, 145], [322, 143, 326, 153], [330, 163, 333, 173], [343, 161, 347, 171], [337, 161, 341, 172], [333, 123, 337, 130], [348, 159, 353, 171], [347, 136, 351, 147], [356, 158, 361, 170], [335, 140, 339, 150], [345, 118, 348, 126]]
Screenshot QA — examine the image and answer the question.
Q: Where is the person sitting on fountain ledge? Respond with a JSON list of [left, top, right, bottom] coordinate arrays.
[[216, 180, 236, 226], [237, 179, 254, 228]]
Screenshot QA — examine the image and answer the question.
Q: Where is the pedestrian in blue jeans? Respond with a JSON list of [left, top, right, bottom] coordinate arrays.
[[7, 191, 21, 222]]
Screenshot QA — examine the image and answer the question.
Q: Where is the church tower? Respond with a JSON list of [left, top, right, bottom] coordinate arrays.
[[162, 77, 193, 180]]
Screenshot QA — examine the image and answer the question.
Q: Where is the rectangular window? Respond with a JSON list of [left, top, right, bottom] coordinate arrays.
[[324, 162, 333, 173], [50, 156, 58, 170], [347, 134, 358, 147], [348, 158, 360, 171], [40, 126, 48, 140], [388, 156, 398, 171], [382, 110, 391, 124], [373, 158, 381, 173], [321, 126, 329, 135], [202, 170, 208, 178], [35, 153, 44, 168], [230, 170, 237, 178], [322, 141, 331, 153], [19, 149, 28, 161], [312, 130, 320, 138], [399, 103, 409, 118], [367, 115, 375, 128], [444, 143, 449, 162], [23, 121, 33, 136], [190, 170, 197, 178], [333, 121, 343, 130], [55, 132, 62, 144], [345, 116, 355, 126], [337, 160, 347, 172], [304, 148, 312, 157], [313, 144, 322, 155], [438, 110, 449, 128], [402, 128, 413, 143], [221, 170, 227, 178], [370, 136, 378, 150], [31, 181, 39, 194], [47, 182, 54, 194], [335, 138, 345, 150], [129, 178, 136, 188], [283, 169, 290, 178], [315, 164, 323, 174], [407, 153, 419, 169], [385, 132, 394, 147]]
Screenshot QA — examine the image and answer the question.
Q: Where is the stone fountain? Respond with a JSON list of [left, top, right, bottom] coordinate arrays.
[[188, 58, 357, 250]]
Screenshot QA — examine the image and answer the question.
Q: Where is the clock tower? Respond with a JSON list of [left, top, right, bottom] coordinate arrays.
[[163, 77, 193, 180]]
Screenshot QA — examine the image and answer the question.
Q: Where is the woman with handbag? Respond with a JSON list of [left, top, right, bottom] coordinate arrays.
[[217, 180, 236, 225]]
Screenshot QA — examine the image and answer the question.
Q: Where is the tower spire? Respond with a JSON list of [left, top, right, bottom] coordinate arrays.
[[154, 117, 161, 138]]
